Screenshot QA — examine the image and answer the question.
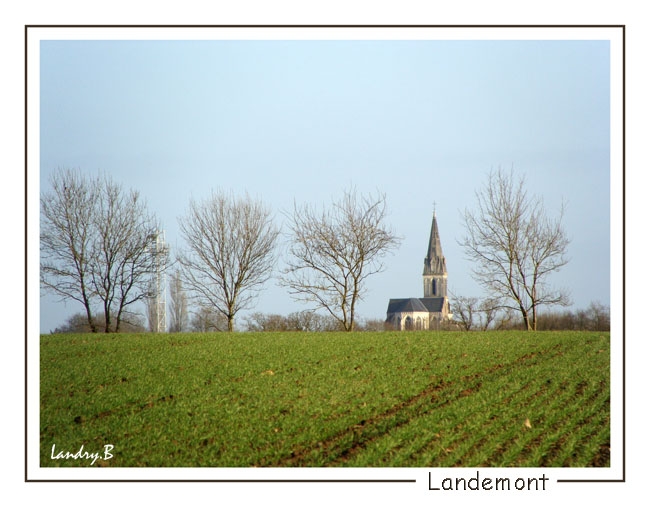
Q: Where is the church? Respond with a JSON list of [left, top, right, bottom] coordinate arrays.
[[386, 211, 453, 330]]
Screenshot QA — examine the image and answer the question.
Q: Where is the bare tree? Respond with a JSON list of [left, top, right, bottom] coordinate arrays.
[[41, 169, 162, 333], [479, 297, 501, 331], [177, 190, 279, 332], [190, 305, 230, 332], [285, 311, 341, 332], [356, 317, 388, 332], [450, 293, 502, 331], [460, 169, 570, 330], [244, 312, 291, 332], [494, 308, 519, 330], [450, 294, 480, 331], [281, 188, 401, 331], [41, 169, 99, 332], [587, 301, 610, 331], [243, 311, 343, 332], [90, 175, 162, 333], [168, 269, 189, 333]]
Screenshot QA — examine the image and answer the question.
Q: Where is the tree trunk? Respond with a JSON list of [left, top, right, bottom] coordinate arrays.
[[521, 309, 532, 331], [104, 301, 112, 333], [84, 305, 97, 333]]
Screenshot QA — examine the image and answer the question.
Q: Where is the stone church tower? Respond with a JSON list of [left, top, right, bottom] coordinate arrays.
[[385, 211, 452, 330]]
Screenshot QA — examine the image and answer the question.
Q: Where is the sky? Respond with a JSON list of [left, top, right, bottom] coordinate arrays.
[[38, 33, 612, 333]]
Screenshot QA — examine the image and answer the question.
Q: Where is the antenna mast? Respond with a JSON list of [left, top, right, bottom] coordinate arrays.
[[152, 230, 168, 333]]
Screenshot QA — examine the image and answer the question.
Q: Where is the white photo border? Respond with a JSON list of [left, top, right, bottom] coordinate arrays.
[[26, 25, 625, 487]]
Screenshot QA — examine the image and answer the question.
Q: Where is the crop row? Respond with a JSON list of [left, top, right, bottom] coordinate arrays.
[[40, 331, 610, 467]]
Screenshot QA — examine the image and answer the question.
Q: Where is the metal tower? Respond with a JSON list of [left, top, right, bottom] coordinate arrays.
[[152, 230, 168, 333]]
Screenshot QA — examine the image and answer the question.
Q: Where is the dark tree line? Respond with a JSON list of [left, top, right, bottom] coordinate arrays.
[[532, 301, 610, 331], [451, 296, 609, 332], [50, 312, 147, 334]]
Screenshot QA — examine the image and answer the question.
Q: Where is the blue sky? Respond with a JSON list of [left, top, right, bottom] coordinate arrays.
[[39, 37, 612, 332]]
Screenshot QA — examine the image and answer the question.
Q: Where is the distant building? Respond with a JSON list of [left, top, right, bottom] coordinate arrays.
[[386, 211, 452, 330]]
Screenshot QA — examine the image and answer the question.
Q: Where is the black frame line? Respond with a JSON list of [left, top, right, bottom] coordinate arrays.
[[26, 479, 417, 483], [25, 24, 625, 485]]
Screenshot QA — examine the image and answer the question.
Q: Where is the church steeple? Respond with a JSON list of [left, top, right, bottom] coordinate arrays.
[[385, 208, 453, 330], [423, 211, 447, 298]]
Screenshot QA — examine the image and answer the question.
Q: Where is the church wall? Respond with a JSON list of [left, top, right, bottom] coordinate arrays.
[[389, 311, 431, 331]]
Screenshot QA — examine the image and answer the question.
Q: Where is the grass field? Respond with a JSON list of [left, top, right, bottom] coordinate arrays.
[[40, 330, 610, 467]]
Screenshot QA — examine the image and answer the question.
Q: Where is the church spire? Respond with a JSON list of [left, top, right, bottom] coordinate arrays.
[[423, 211, 446, 276], [423, 211, 448, 298]]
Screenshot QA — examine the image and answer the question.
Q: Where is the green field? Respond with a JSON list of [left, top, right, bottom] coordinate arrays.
[[40, 331, 610, 467]]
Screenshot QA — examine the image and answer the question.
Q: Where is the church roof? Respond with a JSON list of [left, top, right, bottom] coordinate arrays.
[[386, 298, 428, 313], [419, 297, 446, 312], [386, 297, 446, 314]]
